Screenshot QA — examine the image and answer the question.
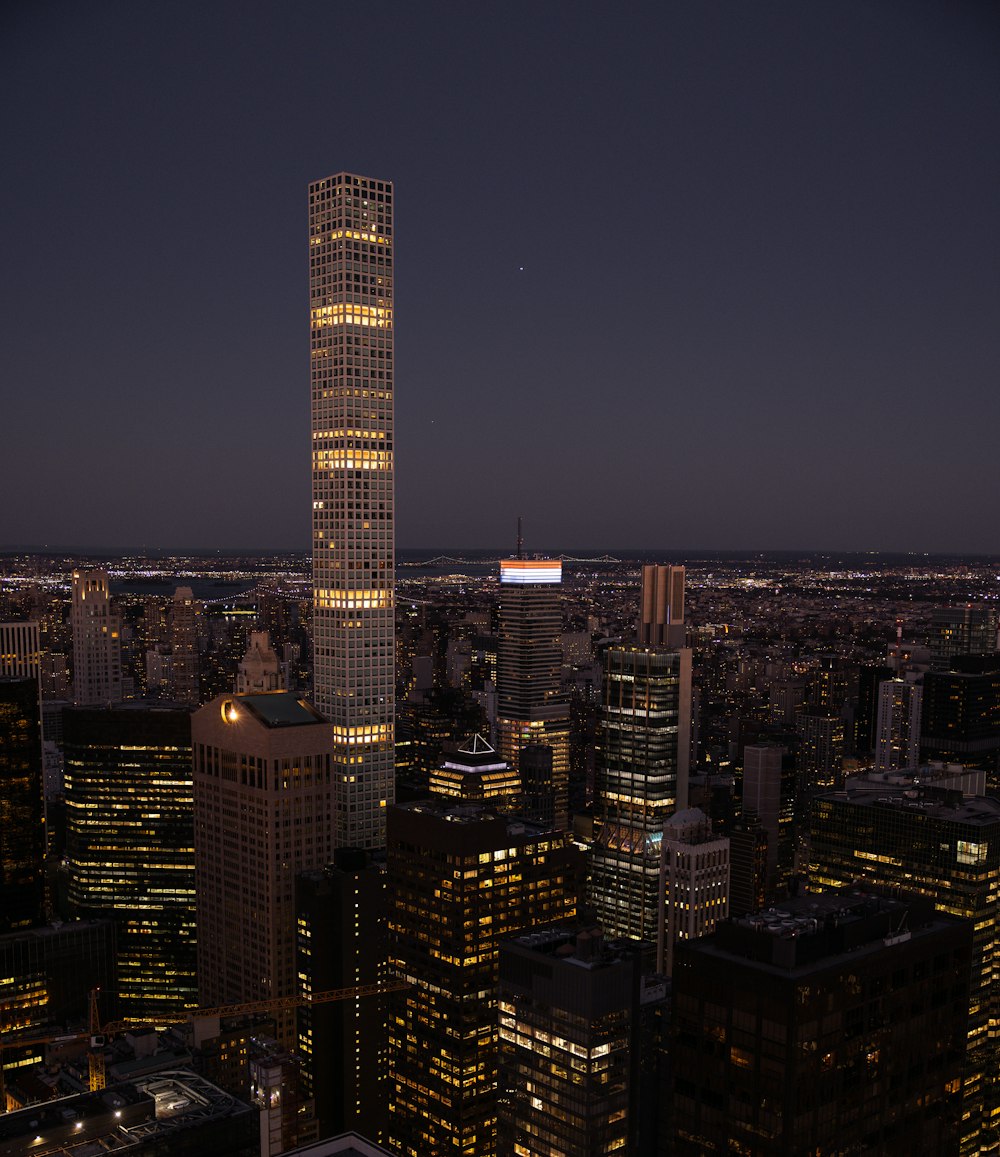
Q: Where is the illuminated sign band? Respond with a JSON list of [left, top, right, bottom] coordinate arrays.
[[500, 559, 562, 585]]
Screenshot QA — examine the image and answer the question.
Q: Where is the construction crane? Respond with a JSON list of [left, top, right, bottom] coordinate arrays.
[[0, 978, 408, 1104]]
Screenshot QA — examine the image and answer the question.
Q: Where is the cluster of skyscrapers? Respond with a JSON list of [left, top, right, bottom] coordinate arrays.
[[2, 171, 1000, 1157]]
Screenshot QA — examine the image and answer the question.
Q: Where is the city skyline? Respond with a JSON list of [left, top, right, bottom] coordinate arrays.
[[3, 1, 999, 555]]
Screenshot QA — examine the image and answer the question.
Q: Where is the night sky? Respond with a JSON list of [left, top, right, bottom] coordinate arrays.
[[2, 1, 998, 554]]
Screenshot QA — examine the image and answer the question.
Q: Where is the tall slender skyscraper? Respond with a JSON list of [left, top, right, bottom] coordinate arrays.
[[71, 569, 122, 706], [495, 558, 569, 829], [590, 566, 692, 941], [309, 172, 394, 850]]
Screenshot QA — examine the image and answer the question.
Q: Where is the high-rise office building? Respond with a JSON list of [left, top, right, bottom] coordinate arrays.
[[309, 171, 395, 851], [928, 604, 1000, 669], [920, 654, 1000, 790], [387, 800, 579, 1157], [193, 691, 336, 1046], [496, 558, 570, 830], [796, 710, 845, 793], [658, 807, 729, 975], [498, 928, 654, 1157], [0, 918, 117, 1042], [591, 644, 692, 941], [0, 677, 45, 932], [727, 814, 767, 918], [428, 733, 520, 808], [874, 676, 922, 772], [517, 743, 556, 828], [741, 742, 795, 900], [71, 569, 123, 706], [853, 663, 893, 758], [671, 891, 970, 1156], [63, 704, 196, 1022], [810, 776, 1000, 1155], [169, 586, 202, 705], [297, 849, 389, 1146]]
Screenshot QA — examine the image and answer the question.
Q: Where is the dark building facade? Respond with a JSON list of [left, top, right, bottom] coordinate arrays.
[[63, 704, 196, 1023], [387, 800, 579, 1157], [0, 918, 117, 1032], [297, 849, 389, 1147], [928, 605, 999, 669], [672, 891, 971, 1156], [498, 927, 663, 1157], [0, 677, 44, 933], [810, 782, 1000, 1155], [920, 655, 1000, 789]]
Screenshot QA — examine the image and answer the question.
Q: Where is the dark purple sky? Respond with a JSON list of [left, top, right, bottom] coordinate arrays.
[[2, 1, 998, 553]]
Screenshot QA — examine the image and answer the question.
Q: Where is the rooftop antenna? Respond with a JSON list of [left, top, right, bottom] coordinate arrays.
[[516, 516, 523, 560]]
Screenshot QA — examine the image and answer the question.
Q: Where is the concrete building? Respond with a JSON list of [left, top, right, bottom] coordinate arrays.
[[387, 800, 579, 1157], [496, 558, 570, 830], [251, 1047, 320, 1156], [309, 171, 395, 851], [71, 569, 123, 706], [168, 586, 201, 705], [874, 676, 922, 772], [236, 630, 282, 694], [658, 807, 729, 975], [193, 691, 335, 1046], [796, 709, 845, 793], [637, 562, 686, 648]]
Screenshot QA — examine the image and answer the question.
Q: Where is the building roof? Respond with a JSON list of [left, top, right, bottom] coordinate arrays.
[[278, 1133, 394, 1156], [690, 890, 964, 976], [236, 692, 326, 728], [818, 782, 1000, 827]]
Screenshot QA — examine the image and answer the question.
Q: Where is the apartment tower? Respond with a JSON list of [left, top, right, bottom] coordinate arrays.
[[309, 171, 394, 850]]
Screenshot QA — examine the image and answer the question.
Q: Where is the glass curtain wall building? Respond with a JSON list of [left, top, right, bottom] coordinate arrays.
[[810, 783, 1000, 1156], [63, 704, 196, 1023], [590, 645, 691, 940]]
